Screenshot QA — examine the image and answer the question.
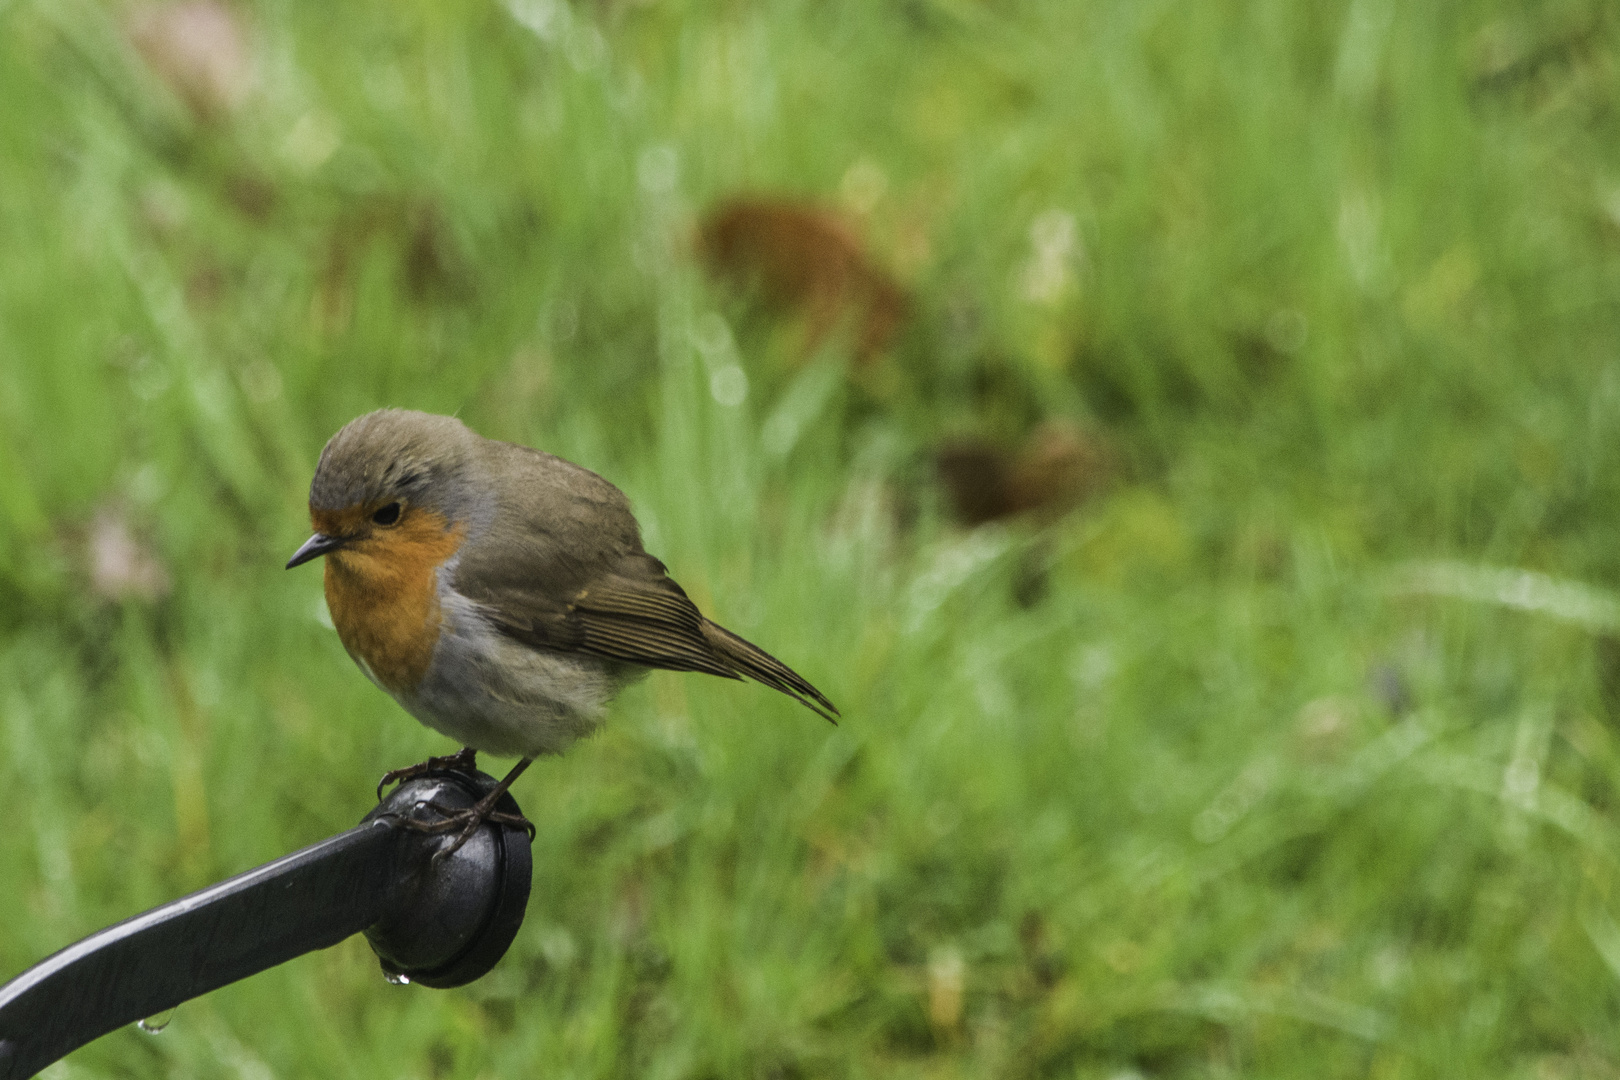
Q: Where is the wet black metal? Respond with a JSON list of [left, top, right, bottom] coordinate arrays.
[[0, 769, 531, 1080], [363, 771, 532, 988]]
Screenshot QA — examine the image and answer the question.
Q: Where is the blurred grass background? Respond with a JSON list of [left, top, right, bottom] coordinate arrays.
[[4, 0, 1620, 1075]]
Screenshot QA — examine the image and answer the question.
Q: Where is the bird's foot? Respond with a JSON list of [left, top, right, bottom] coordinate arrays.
[[404, 792, 537, 862], [392, 756, 536, 861], [376, 746, 479, 801]]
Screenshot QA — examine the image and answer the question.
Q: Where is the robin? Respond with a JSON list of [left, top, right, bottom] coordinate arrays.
[[286, 409, 837, 848]]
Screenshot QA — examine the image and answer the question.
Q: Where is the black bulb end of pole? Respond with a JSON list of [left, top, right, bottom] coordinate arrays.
[[361, 769, 532, 990]]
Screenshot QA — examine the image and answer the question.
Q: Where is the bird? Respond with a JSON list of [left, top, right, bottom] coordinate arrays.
[[286, 408, 838, 848]]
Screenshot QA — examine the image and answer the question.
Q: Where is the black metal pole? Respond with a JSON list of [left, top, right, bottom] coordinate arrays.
[[0, 769, 531, 1080]]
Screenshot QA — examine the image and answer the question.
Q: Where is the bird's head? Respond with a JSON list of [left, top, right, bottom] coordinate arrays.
[[286, 409, 480, 570]]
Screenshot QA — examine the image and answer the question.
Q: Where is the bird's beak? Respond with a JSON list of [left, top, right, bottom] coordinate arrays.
[[285, 532, 345, 569]]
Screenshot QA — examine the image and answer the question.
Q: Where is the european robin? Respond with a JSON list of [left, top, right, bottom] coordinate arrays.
[[287, 409, 837, 846]]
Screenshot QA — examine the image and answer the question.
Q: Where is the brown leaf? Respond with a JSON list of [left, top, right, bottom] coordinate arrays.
[[937, 423, 1113, 527], [698, 198, 909, 364]]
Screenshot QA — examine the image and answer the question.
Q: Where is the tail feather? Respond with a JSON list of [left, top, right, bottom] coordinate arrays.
[[700, 620, 840, 723]]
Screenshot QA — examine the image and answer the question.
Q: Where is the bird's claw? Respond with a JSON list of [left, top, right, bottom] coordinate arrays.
[[376, 747, 479, 801], [398, 798, 537, 862]]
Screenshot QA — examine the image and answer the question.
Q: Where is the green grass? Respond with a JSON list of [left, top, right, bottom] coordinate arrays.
[[5, 0, 1620, 1075]]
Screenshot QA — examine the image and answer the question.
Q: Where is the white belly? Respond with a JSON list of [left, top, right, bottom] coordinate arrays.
[[394, 587, 638, 758]]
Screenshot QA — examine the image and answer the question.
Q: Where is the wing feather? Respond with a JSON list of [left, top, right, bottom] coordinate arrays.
[[453, 440, 837, 720]]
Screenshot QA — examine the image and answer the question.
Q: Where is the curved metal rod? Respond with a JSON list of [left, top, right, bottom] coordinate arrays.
[[0, 820, 402, 1078], [0, 769, 530, 1080]]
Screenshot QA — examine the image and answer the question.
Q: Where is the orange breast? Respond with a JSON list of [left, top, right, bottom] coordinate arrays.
[[319, 509, 467, 694]]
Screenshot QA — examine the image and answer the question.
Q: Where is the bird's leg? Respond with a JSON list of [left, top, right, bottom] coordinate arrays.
[[376, 746, 480, 801], [405, 757, 537, 862]]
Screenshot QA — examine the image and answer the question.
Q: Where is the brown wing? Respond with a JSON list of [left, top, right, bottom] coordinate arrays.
[[453, 441, 839, 721]]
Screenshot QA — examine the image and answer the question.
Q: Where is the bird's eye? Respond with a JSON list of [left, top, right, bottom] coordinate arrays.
[[372, 502, 402, 526]]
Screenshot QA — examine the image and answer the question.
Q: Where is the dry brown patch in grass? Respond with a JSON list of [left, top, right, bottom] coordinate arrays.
[[698, 198, 909, 366], [935, 422, 1113, 527]]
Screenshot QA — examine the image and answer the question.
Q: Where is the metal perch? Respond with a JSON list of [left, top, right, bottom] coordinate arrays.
[[0, 768, 531, 1079]]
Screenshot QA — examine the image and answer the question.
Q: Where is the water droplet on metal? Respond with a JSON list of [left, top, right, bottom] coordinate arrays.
[[138, 1008, 176, 1033]]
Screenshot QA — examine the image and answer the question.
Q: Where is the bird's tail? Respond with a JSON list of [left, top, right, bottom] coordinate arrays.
[[700, 620, 840, 723]]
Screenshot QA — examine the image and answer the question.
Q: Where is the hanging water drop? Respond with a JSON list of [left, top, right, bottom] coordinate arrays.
[[138, 1007, 177, 1033], [384, 971, 411, 985]]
